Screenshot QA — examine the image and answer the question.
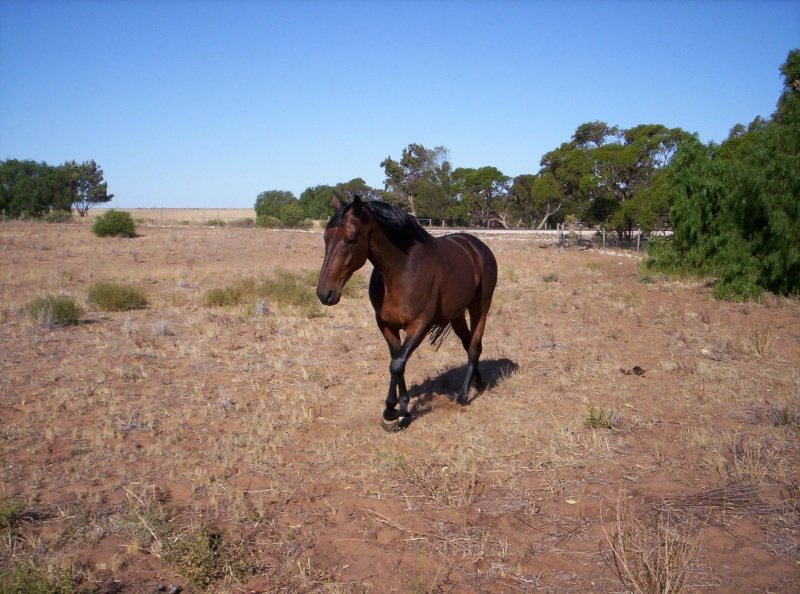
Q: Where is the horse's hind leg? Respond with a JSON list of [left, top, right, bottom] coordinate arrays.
[[451, 313, 478, 403], [456, 300, 493, 404]]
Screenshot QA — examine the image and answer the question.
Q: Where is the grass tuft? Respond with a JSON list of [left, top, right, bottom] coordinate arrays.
[[86, 282, 147, 311], [25, 295, 82, 328], [0, 562, 76, 594], [585, 405, 619, 430], [167, 526, 256, 590], [542, 272, 559, 283], [204, 270, 323, 317], [608, 493, 701, 594]]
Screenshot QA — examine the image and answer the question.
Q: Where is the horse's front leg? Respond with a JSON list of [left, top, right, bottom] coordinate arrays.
[[381, 321, 426, 429], [379, 325, 403, 429]]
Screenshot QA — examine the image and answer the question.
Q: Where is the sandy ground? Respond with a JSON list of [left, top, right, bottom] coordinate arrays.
[[1, 219, 798, 593]]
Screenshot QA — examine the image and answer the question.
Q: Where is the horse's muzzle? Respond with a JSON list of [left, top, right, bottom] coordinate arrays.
[[317, 287, 340, 306]]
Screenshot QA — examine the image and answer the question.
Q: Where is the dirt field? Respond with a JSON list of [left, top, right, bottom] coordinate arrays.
[[1, 219, 799, 593]]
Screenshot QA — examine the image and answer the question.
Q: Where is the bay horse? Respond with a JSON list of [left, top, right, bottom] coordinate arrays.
[[316, 195, 497, 430]]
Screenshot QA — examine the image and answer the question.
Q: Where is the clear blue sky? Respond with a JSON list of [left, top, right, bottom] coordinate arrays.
[[1, 0, 798, 209]]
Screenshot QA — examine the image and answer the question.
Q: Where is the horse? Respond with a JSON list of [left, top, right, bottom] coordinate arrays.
[[316, 194, 497, 430]]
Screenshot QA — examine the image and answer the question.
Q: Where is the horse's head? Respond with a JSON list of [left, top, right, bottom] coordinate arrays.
[[316, 194, 371, 306]]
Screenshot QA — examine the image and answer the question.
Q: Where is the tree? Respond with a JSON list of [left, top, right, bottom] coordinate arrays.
[[67, 160, 114, 217], [336, 178, 382, 202], [298, 179, 381, 220], [0, 159, 75, 218], [255, 190, 297, 220], [533, 122, 686, 237], [539, 140, 595, 225], [381, 144, 451, 217], [298, 185, 337, 219], [647, 49, 800, 299], [451, 166, 510, 228], [529, 171, 567, 229]]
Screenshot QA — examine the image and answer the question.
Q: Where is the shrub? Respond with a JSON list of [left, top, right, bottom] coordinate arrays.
[[26, 295, 82, 328], [228, 218, 255, 228], [167, 527, 254, 589], [255, 214, 282, 228], [86, 282, 147, 311], [585, 405, 619, 430], [0, 498, 23, 531], [259, 268, 321, 316], [0, 562, 75, 594], [542, 272, 559, 283], [92, 210, 136, 238], [43, 210, 73, 224], [206, 219, 226, 227], [203, 278, 255, 307], [204, 271, 322, 317]]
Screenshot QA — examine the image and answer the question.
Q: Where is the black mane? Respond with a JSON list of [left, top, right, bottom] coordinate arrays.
[[328, 199, 432, 253]]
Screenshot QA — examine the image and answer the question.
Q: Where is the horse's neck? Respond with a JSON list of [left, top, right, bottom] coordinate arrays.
[[367, 227, 417, 278]]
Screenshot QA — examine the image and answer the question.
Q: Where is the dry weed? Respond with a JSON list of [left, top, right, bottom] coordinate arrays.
[[607, 492, 702, 594]]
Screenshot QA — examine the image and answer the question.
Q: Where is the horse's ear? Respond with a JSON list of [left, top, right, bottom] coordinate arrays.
[[351, 194, 363, 215], [331, 193, 344, 211]]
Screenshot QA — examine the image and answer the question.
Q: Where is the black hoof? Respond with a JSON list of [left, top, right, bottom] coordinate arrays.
[[381, 408, 400, 432]]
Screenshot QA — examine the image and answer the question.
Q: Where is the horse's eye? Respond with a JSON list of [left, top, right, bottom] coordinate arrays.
[[345, 237, 357, 245]]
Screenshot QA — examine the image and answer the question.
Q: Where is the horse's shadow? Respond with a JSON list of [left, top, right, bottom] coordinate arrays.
[[408, 358, 519, 418]]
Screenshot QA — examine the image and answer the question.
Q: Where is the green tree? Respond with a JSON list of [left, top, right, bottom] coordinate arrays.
[[534, 122, 686, 236], [255, 190, 297, 219], [648, 49, 800, 299], [591, 124, 684, 237], [336, 177, 382, 201], [539, 139, 596, 225], [67, 160, 114, 217], [0, 159, 76, 218], [298, 185, 336, 219], [451, 166, 510, 228], [381, 144, 452, 217]]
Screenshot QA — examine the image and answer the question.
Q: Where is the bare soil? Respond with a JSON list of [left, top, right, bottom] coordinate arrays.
[[1, 220, 798, 593]]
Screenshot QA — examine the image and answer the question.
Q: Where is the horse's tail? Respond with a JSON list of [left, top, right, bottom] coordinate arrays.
[[428, 323, 452, 351]]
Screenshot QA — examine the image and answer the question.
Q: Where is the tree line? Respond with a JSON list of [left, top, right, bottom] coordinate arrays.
[[0, 159, 113, 218], [257, 121, 684, 239]]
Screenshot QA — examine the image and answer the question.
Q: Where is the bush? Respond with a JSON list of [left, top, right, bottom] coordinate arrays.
[[203, 271, 322, 317], [255, 215, 282, 228], [227, 218, 255, 228], [167, 526, 254, 589], [0, 562, 75, 594], [86, 282, 147, 311], [647, 50, 800, 300], [0, 498, 23, 531], [92, 210, 136, 238], [43, 210, 73, 224], [204, 285, 244, 307], [26, 295, 82, 328]]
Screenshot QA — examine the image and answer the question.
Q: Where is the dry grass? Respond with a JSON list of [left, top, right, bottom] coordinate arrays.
[[608, 492, 702, 594], [0, 221, 798, 592]]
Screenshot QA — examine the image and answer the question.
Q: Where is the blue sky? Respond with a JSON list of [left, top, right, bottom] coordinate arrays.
[[1, 0, 798, 209]]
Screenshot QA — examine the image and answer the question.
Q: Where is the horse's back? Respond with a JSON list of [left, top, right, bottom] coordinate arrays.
[[436, 233, 497, 301], [440, 233, 497, 279]]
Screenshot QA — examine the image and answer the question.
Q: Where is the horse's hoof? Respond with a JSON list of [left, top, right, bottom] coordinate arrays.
[[381, 409, 401, 432]]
